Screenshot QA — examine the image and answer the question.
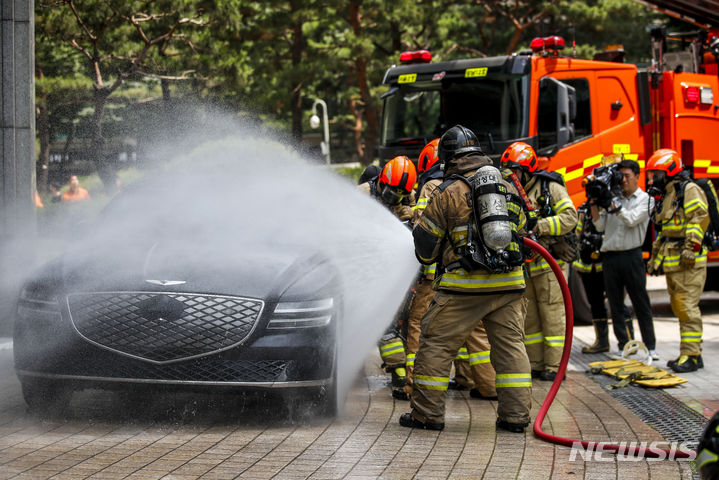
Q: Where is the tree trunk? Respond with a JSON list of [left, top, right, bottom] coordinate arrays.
[[348, 2, 378, 165], [506, 27, 524, 55], [349, 99, 364, 161], [36, 100, 50, 195], [35, 65, 50, 194], [290, 1, 303, 144], [91, 88, 117, 194]]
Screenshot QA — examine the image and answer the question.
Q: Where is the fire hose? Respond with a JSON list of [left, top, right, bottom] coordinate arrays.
[[522, 236, 695, 459]]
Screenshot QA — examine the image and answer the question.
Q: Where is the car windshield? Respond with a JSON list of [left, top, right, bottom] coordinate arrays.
[[381, 74, 530, 146]]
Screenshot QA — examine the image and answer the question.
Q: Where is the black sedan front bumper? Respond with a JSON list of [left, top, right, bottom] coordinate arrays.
[[14, 290, 337, 391]]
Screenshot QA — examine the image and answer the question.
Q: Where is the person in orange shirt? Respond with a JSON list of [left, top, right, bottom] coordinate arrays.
[[57, 175, 90, 203]]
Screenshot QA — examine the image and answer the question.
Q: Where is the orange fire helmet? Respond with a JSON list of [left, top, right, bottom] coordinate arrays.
[[379, 156, 417, 194], [417, 139, 440, 174], [501, 141, 538, 173], [646, 149, 683, 177]]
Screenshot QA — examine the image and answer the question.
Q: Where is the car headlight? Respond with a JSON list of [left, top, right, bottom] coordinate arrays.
[[268, 298, 334, 329], [17, 283, 62, 322]]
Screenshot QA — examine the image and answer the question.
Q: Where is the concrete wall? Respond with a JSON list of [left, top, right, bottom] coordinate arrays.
[[0, 0, 35, 334]]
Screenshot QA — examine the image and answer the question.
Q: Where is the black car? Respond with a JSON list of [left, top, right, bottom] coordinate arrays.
[[14, 176, 342, 414]]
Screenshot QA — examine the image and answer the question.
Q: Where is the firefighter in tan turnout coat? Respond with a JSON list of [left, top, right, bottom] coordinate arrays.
[[399, 125, 531, 433], [501, 142, 577, 382], [358, 156, 417, 397], [406, 139, 492, 400], [646, 149, 709, 373]]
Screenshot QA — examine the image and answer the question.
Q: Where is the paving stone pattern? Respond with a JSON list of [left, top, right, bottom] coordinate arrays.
[[0, 348, 696, 479]]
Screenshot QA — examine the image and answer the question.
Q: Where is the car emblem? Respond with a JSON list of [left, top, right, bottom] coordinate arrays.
[[137, 295, 185, 321], [145, 279, 187, 286]]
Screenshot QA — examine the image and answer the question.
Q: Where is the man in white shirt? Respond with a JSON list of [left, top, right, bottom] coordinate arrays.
[[591, 159, 658, 359]]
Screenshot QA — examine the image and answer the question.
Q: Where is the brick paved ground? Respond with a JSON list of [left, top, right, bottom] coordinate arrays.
[[0, 276, 712, 479], [0, 346, 697, 479]]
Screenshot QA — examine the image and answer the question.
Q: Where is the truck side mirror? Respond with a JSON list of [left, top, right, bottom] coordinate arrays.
[[537, 77, 576, 157]]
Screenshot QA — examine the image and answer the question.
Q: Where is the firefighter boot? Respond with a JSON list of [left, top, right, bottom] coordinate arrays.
[[496, 418, 528, 433], [399, 413, 444, 431], [669, 355, 700, 373], [581, 319, 609, 354], [667, 354, 703, 369], [469, 388, 498, 400]]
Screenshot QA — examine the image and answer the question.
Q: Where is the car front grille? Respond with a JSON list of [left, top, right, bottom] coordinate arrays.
[[45, 357, 291, 383], [67, 292, 264, 363]]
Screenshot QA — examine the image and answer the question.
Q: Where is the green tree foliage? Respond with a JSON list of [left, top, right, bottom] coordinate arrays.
[[38, 0, 681, 170], [36, 0, 208, 191]]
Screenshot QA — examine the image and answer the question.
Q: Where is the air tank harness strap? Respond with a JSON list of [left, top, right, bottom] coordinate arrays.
[[473, 183, 510, 224]]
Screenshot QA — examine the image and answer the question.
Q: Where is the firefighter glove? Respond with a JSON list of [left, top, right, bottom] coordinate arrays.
[[680, 248, 696, 268], [646, 259, 656, 275]]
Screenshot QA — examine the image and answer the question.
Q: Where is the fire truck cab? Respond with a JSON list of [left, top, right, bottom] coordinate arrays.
[[379, 12, 719, 287]]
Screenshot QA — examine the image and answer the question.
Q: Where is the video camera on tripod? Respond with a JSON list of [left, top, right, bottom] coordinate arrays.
[[582, 163, 624, 213]]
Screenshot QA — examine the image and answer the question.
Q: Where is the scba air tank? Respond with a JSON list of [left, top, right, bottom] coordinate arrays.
[[474, 165, 512, 251]]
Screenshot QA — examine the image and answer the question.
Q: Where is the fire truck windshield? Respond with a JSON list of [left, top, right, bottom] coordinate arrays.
[[380, 74, 530, 149]]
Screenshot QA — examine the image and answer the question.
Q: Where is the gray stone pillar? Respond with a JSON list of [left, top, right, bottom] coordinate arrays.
[[0, 0, 35, 335]]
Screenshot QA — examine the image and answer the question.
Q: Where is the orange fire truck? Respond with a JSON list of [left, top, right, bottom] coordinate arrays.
[[378, 3, 719, 287]]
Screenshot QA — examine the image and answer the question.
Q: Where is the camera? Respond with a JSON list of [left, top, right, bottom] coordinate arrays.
[[583, 163, 623, 210]]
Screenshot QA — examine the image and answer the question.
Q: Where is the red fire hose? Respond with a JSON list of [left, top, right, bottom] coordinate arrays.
[[522, 236, 695, 459]]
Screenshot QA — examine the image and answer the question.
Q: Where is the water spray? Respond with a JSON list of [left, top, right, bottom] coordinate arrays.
[[523, 236, 695, 460]]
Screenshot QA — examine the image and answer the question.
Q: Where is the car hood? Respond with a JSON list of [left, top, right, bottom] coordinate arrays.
[[55, 236, 326, 301]]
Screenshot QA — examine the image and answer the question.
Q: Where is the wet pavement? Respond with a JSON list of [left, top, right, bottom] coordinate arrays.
[[0, 277, 715, 479]]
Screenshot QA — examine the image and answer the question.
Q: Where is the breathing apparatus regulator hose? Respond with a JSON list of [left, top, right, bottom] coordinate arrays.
[[522, 236, 695, 459]]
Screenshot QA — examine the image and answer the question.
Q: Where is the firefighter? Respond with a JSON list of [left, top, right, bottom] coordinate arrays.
[[359, 156, 417, 395], [358, 156, 416, 222], [697, 410, 719, 480], [400, 125, 531, 432], [405, 139, 480, 399], [646, 149, 708, 373], [502, 142, 578, 381], [573, 200, 611, 353]]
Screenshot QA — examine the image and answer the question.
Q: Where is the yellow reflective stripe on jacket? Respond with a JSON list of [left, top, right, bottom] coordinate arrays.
[[661, 222, 685, 234], [455, 347, 469, 361], [662, 255, 681, 268], [414, 374, 450, 391], [547, 216, 561, 235], [525, 332, 543, 345], [422, 217, 444, 236], [469, 350, 491, 365], [544, 335, 565, 347], [405, 353, 416, 366], [572, 260, 601, 273], [684, 197, 707, 215], [380, 341, 404, 357], [450, 225, 469, 244], [680, 332, 702, 343], [686, 224, 704, 238], [554, 198, 573, 214], [413, 197, 429, 211], [438, 270, 525, 289], [655, 247, 707, 270], [529, 257, 564, 273], [696, 249, 708, 265], [423, 264, 437, 276], [572, 260, 592, 272], [495, 373, 532, 388]]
